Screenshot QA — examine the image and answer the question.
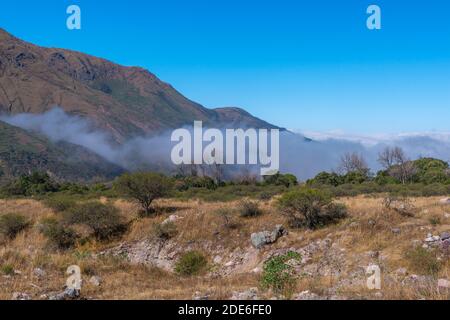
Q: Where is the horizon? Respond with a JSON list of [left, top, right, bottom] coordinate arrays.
[[0, 1, 449, 135]]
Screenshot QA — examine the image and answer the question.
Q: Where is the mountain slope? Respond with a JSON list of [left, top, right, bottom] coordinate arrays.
[[0, 29, 281, 143], [0, 120, 124, 182]]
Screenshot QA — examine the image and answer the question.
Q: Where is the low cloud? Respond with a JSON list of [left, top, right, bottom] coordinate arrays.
[[2, 108, 450, 180]]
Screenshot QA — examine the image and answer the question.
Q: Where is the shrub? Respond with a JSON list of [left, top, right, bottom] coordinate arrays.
[[264, 173, 298, 187], [405, 247, 442, 276], [175, 251, 207, 276], [261, 251, 300, 296], [153, 221, 177, 240], [1, 264, 15, 275], [64, 202, 127, 240], [278, 188, 347, 229], [238, 200, 263, 218], [0, 213, 29, 239], [114, 172, 173, 215], [215, 208, 239, 230], [39, 218, 78, 250], [1, 172, 60, 196], [43, 195, 76, 213]]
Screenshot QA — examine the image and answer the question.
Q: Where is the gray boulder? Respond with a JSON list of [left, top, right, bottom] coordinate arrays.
[[251, 225, 287, 249]]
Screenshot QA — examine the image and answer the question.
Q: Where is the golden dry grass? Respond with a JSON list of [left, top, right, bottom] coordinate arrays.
[[0, 195, 449, 300]]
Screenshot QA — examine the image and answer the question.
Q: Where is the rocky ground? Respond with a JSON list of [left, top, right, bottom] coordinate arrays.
[[0, 196, 449, 300]]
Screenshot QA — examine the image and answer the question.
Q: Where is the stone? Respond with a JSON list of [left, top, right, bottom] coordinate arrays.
[[231, 288, 259, 300], [293, 290, 321, 300], [213, 255, 222, 264], [437, 279, 450, 290], [391, 228, 401, 234], [89, 276, 102, 287], [33, 268, 46, 278], [12, 292, 31, 300], [49, 288, 80, 300], [395, 268, 408, 276], [439, 198, 450, 205], [250, 225, 287, 249], [193, 291, 209, 300], [162, 215, 179, 225], [440, 232, 450, 241]]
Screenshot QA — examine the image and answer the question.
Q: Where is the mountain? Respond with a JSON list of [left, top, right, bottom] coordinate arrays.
[[0, 29, 281, 143], [0, 120, 124, 182]]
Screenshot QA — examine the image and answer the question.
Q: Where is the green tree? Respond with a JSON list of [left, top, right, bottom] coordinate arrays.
[[114, 172, 173, 215]]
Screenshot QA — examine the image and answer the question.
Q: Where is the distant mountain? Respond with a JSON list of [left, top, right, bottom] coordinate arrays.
[[0, 29, 282, 143], [0, 120, 124, 182]]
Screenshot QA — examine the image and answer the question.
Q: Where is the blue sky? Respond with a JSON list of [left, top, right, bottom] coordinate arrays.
[[1, 0, 449, 134]]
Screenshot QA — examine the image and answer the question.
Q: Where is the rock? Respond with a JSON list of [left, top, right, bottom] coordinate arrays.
[[293, 290, 321, 300], [250, 225, 287, 249], [251, 267, 262, 274], [444, 213, 450, 219], [437, 279, 450, 290], [439, 198, 450, 205], [395, 268, 408, 276], [193, 291, 209, 300], [49, 288, 80, 300], [424, 235, 440, 243], [162, 215, 179, 225], [231, 288, 259, 300], [391, 228, 401, 234], [440, 232, 450, 241], [33, 268, 46, 278], [89, 276, 102, 287], [12, 292, 31, 300], [213, 255, 222, 264]]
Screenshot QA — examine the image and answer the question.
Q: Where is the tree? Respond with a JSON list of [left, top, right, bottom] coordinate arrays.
[[114, 172, 173, 215], [378, 147, 417, 184], [338, 152, 369, 175]]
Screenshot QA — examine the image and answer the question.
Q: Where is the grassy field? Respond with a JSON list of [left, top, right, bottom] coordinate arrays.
[[0, 195, 449, 300]]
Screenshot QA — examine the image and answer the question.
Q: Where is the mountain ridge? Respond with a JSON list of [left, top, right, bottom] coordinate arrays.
[[0, 28, 282, 143]]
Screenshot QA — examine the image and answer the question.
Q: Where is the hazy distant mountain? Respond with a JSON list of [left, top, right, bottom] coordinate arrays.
[[0, 29, 281, 143], [0, 119, 123, 182]]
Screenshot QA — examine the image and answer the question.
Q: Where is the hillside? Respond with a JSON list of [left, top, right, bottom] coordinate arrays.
[[0, 29, 281, 143], [0, 120, 124, 182]]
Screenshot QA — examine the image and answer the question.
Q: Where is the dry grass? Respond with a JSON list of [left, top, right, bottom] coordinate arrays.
[[0, 195, 449, 300]]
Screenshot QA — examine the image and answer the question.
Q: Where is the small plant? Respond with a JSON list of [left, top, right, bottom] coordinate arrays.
[[1, 264, 15, 276], [175, 251, 207, 276], [64, 202, 127, 240], [215, 208, 239, 230], [428, 215, 441, 226], [278, 188, 347, 229], [238, 200, 263, 218], [405, 247, 442, 276], [153, 221, 177, 240], [43, 195, 77, 213], [39, 218, 78, 250], [261, 251, 301, 296], [0, 213, 29, 239]]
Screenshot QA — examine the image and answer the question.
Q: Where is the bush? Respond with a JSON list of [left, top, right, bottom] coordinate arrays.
[[261, 251, 300, 296], [0, 213, 29, 239], [153, 221, 177, 240], [114, 172, 173, 215], [39, 218, 78, 250], [64, 202, 127, 240], [175, 251, 207, 276], [405, 247, 442, 276], [1, 264, 15, 275], [1, 172, 60, 196], [238, 200, 263, 218], [215, 208, 239, 230], [43, 195, 77, 213], [278, 188, 347, 229]]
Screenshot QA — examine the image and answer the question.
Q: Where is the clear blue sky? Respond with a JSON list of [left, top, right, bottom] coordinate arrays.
[[1, 0, 449, 134]]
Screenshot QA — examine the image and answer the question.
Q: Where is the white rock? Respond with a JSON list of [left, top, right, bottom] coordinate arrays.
[[12, 292, 31, 300], [89, 276, 102, 287], [437, 279, 450, 289]]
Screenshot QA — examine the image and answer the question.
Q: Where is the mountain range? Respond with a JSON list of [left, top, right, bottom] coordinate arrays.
[[0, 28, 281, 181]]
